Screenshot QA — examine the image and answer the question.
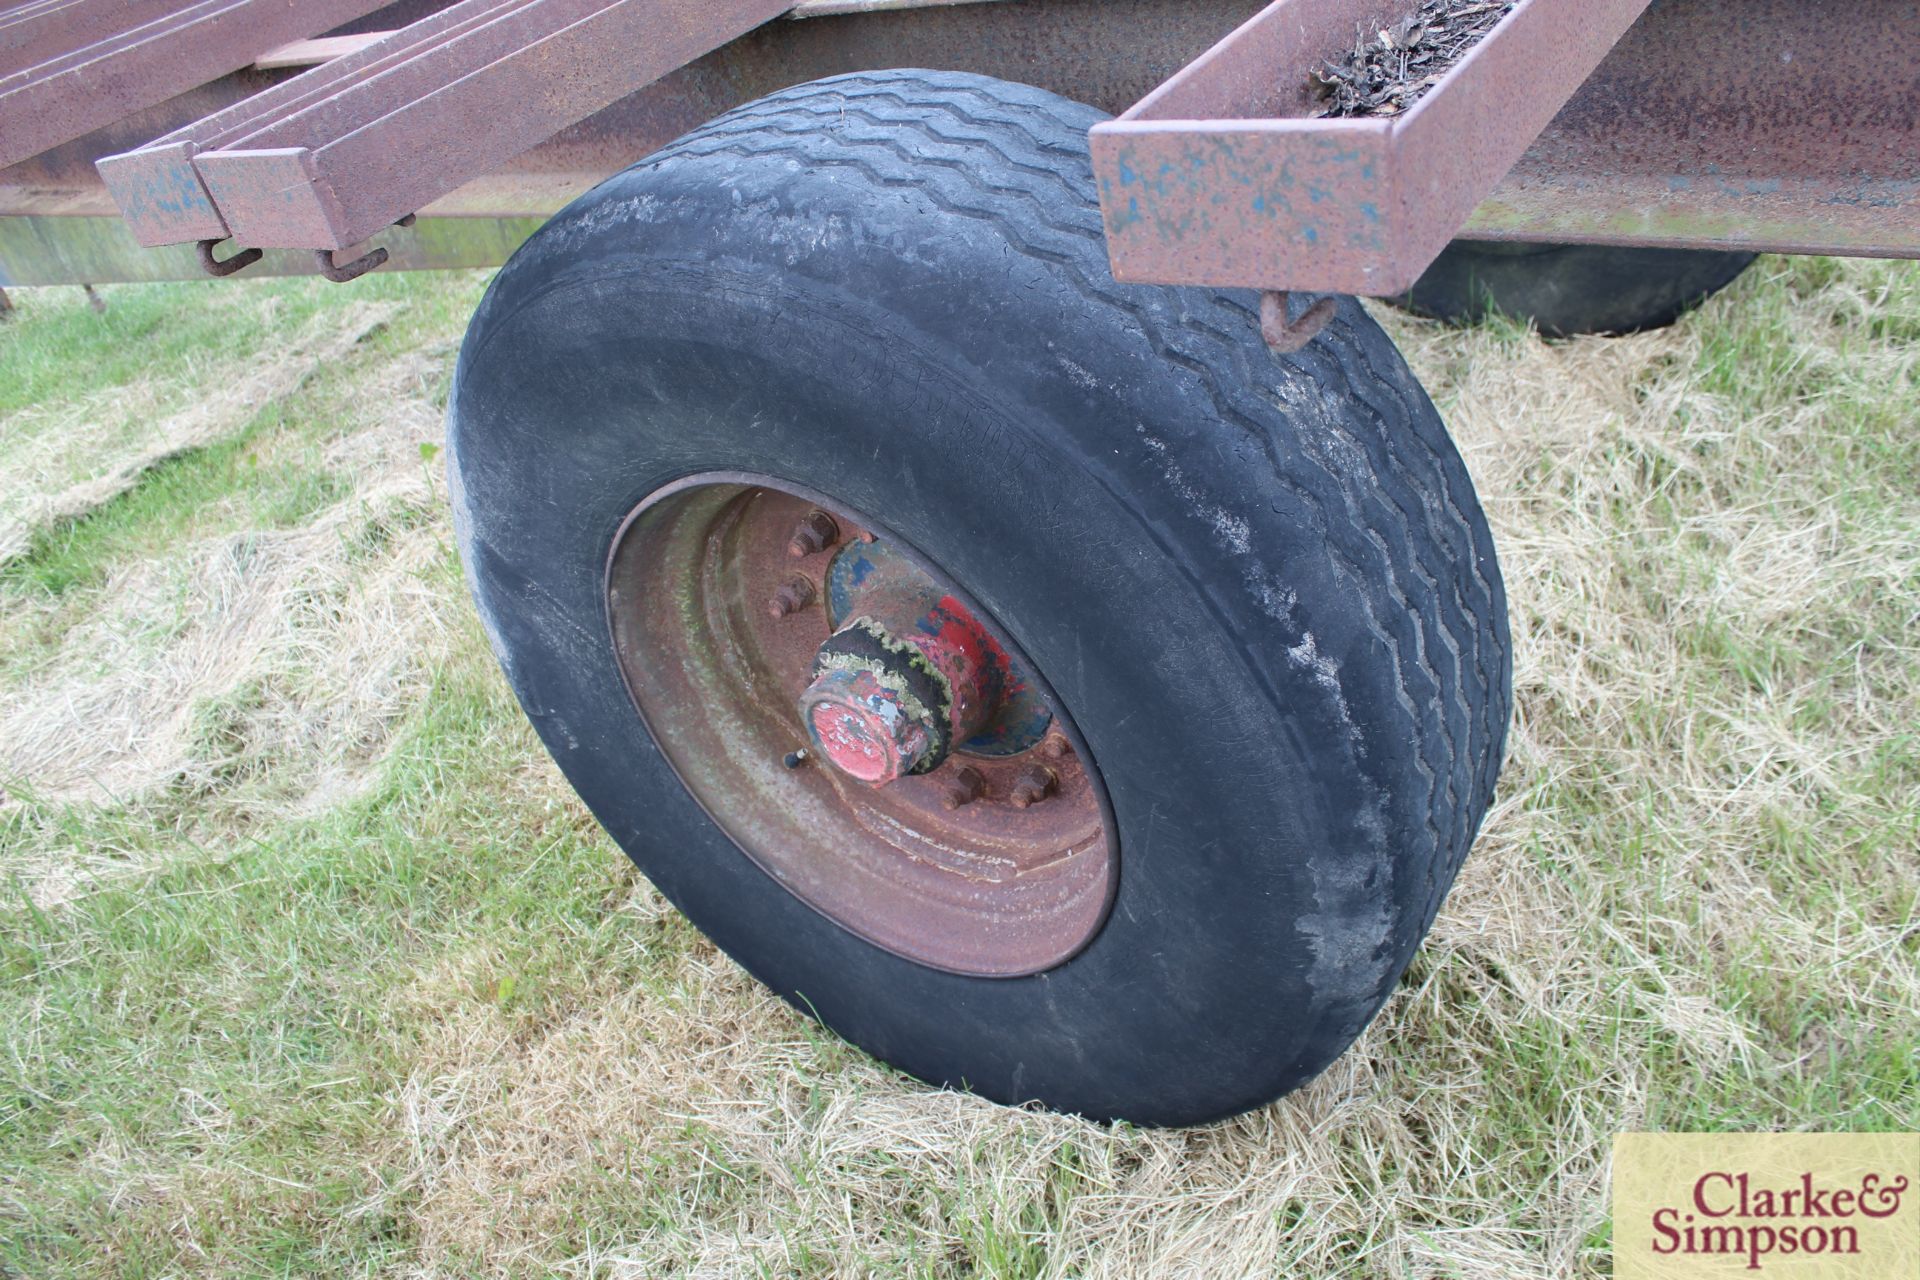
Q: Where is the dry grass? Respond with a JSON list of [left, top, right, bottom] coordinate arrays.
[[1, 256, 1914, 1279], [0, 331, 420, 786], [0, 330, 452, 907]]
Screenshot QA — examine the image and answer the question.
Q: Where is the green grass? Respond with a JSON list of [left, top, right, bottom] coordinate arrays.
[[2, 259, 1916, 1278], [0, 273, 479, 598]]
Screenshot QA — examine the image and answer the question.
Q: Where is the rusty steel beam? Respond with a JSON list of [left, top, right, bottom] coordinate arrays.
[[0, 0, 396, 171], [1089, 0, 1656, 297], [98, 0, 553, 247], [0, 1, 194, 77], [1, 4, 240, 90], [251, 0, 1019, 70], [1461, 0, 1920, 258], [180, 0, 795, 252]]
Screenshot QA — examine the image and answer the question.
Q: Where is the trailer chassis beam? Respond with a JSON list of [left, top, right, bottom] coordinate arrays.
[[5, 0, 1915, 290]]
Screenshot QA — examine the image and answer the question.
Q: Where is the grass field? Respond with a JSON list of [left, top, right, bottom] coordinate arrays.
[[1, 257, 1915, 1278]]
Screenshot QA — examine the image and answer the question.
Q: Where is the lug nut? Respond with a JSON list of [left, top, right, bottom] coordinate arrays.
[[939, 765, 986, 811], [767, 575, 817, 619], [1039, 728, 1072, 760], [1009, 764, 1057, 809], [787, 510, 839, 558]]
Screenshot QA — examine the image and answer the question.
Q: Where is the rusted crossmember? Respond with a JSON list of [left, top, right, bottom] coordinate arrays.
[[99, 0, 567, 249], [0, 0, 395, 171], [98, 0, 794, 268]]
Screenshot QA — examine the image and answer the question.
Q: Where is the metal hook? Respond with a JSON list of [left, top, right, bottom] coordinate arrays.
[[314, 245, 389, 283], [312, 214, 416, 283], [197, 237, 262, 278], [1259, 290, 1339, 353]]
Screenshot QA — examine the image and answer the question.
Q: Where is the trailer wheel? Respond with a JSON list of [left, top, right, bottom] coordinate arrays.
[[1394, 240, 1756, 337], [448, 69, 1510, 1125]]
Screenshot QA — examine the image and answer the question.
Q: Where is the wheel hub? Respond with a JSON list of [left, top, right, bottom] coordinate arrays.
[[799, 548, 1017, 784], [604, 474, 1115, 977]]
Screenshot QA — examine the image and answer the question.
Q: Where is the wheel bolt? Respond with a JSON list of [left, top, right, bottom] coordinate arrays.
[[1039, 728, 1072, 760], [1009, 764, 1057, 809], [939, 765, 985, 811], [787, 511, 839, 558], [768, 575, 816, 619]]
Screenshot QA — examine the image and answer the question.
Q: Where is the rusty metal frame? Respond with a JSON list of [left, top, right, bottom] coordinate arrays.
[[90, 0, 1276, 258], [7, 0, 1919, 291], [1, 2, 201, 77], [1089, 0, 1920, 295], [1088, 0, 1655, 296], [99, 0, 579, 248], [239, 0, 1015, 72], [787, 0, 1014, 13], [8, 0, 1274, 284], [184, 0, 794, 252], [0, 0, 396, 170], [0, 211, 548, 286]]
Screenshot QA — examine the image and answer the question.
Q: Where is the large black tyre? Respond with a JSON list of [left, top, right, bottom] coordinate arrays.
[[448, 69, 1511, 1125], [1395, 240, 1757, 337]]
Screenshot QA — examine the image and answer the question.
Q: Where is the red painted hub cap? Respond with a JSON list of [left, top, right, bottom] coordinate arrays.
[[799, 579, 1005, 785], [802, 668, 933, 784]]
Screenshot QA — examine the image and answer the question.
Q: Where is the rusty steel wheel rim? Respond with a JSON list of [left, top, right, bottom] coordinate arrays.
[[604, 473, 1118, 978]]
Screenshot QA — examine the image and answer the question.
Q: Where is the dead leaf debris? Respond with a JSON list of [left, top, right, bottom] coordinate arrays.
[[1313, 1, 1516, 119]]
